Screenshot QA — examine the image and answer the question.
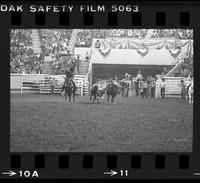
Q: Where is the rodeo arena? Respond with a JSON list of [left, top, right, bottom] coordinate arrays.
[[10, 29, 193, 152]]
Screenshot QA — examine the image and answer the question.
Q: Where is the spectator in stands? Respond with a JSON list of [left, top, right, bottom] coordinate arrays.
[[160, 78, 166, 98], [10, 29, 47, 74], [40, 29, 72, 58], [161, 67, 168, 75], [85, 52, 89, 62], [95, 40, 101, 48]]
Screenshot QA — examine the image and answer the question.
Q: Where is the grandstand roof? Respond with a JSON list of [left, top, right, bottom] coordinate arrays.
[[91, 49, 174, 65]]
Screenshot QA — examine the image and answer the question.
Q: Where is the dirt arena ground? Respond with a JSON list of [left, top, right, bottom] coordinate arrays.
[[10, 94, 193, 152]]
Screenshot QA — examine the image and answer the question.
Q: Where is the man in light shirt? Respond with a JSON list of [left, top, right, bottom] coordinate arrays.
[[136, 70, 143, 81], [160, 78, 166, 98]]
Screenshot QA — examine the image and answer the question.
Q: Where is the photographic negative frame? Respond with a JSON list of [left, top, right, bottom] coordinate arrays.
[[0, 0, 200, 180]]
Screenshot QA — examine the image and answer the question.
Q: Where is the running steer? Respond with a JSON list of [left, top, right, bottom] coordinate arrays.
[[90, 85, 105, 103]]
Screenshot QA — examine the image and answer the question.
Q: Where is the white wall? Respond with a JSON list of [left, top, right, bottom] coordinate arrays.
[[91, 49, 174, 65]]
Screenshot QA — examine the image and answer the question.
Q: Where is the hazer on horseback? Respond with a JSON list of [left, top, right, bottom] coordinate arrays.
[[104, 79, 118, 103], [61, 66, 77, 102]]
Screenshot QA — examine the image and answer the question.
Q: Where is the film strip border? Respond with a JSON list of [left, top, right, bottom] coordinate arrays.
[[10, 11, 190, 26], [10, 11, 191, 27], [1, 0, 200, 179], [3, 2, 196, 28], [5, 153, 198, 179]]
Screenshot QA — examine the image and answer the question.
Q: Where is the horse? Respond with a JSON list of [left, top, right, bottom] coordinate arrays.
[[105, 83, 118, 103], [63, 78, 76, 102], [90, 85, 105, 103]]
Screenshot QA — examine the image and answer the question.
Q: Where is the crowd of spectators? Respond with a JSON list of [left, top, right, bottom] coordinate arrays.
[[10, 29, 43, 74], [51, 54, 84, 74], [175, 56, 193, 77], [160, 54, 193, 77], [51, 56, 73, 74], [10, 29, 193, 75], [150, 29, 193, 39], [75, 29, 193, 47], [40, 29, 73, 58]]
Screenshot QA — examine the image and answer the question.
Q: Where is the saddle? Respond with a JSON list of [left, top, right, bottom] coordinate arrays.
[[65, 78, 76, 88]]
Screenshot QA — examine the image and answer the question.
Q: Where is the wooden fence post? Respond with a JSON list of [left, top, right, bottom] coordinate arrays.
[[81, 78, 83, 96], [20, 75, 23, 94]]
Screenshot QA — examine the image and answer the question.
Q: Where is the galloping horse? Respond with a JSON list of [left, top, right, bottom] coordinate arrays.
[[64, 78, 76, 102], [105, 82, 118, 103]]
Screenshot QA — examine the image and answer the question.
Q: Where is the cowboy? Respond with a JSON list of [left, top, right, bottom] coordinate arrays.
[[180, 79, 186, 99], [160, 78, 166, 98], [136, 70, 143, 81], [61, 67, 75, 95], [150, 77, 156, 98], [50, 78, 56, 95], [142, 79, 148, 98]]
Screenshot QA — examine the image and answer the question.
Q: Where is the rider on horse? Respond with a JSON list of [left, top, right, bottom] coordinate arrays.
[[61, 66, 76, 94]]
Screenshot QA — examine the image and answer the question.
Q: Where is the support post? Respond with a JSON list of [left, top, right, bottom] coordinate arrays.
[[20, 75, 23, 94], [81, 78, 83, 96]]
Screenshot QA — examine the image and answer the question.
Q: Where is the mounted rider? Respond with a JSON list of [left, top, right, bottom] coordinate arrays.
[[61, 66, 76, 95]]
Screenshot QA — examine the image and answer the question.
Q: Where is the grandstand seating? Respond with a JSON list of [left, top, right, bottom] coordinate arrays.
[[43, 56, 54, 74], [10, 29, 193, 80], [31, 30, 42, 54], [68, 29, 79, 53]]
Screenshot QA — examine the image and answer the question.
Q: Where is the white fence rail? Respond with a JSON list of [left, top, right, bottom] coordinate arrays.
[[10, 74, 89, 96], [155, 76, 191, 98]]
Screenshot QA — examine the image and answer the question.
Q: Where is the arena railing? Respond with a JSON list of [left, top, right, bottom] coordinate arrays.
[[10, 74, 88, 96], [155, 76, 191, 98]]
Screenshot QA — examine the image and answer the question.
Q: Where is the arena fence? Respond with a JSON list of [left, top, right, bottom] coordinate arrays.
[[155, 76, 191, 98], [10, 74, 89, 96]]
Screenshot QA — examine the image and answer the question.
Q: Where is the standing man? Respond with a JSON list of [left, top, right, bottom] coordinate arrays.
[[136, 70, 143, 81], [135, 79, 139, 97], [160, 78, 166, 98], [143, 80, 148, 98], [50, 78, 56, 95], [180, 79, 186, 99], [131, 77, 136, 96], [75, 55, 80, 74], [151, 77, 156, 98], [147, 75, 152, 97]]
